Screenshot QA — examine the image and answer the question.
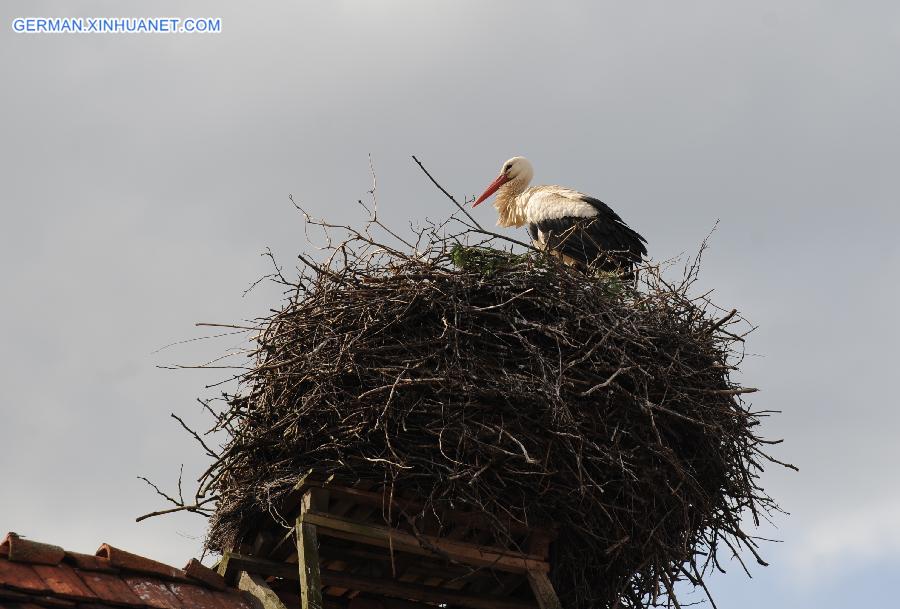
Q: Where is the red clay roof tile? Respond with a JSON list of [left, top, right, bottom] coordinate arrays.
[[0, 536, 64, 567], [63, 554, 116, 575], [0, 560, 50, 594], [95, 548, 182, 583], [29, 565, 93, 600], [123, 578, 183, 609], [180, 563, 224, 593], [0, 533, 241, 609], [76, 571, 143, 607]]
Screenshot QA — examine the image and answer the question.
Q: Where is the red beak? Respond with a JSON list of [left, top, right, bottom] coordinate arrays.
[[473, 173, 511, 207]]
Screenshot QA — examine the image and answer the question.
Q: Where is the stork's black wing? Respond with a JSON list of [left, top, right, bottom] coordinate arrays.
[[528, 196, 647, 272]]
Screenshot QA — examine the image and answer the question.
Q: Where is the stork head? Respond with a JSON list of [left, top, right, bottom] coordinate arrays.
[[473, 156, 534, 207]]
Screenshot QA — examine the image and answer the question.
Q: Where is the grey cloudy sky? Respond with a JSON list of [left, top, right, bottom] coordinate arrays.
[[1, 2, 898, 607]]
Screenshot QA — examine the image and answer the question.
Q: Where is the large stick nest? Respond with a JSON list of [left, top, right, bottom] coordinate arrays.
[[188, 184, 787, 609]]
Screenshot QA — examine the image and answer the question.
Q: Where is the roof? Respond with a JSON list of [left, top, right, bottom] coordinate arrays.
[[0, 533, 257, 609]]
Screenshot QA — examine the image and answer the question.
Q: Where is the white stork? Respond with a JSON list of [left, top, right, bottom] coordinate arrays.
[[473, 156, 647, 273]]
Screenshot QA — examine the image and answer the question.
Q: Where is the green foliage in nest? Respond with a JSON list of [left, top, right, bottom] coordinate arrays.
[[451, 243, 627, 297], [450, 244, 529, 275]]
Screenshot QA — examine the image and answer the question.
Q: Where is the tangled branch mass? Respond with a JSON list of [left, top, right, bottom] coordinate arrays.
[[186, 197, 785, 609]]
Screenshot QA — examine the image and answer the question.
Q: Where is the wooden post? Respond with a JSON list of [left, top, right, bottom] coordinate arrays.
[[238, 571, 290, 609], [526, 571, 562, 609], [296, 488, 329, 609]]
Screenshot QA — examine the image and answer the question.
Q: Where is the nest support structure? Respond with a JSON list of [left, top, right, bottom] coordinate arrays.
[[217, 476, 562, 609]]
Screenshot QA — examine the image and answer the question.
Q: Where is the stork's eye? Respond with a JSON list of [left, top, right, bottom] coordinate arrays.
[[503, 165, 511, 173]]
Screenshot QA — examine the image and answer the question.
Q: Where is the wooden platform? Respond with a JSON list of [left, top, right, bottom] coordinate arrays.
[[215, 478, 560, 609]]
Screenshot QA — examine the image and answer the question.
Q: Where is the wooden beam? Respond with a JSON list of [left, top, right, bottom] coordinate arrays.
[[215, 553, 230, 578], [301, 510, 549, 574], [525, 571, 561, 609], [318, 546, 476, 579], [238, 571, 290, 609], [297, 489, 329, 609], [218, 551, 301, 583], [303, 484, 541, 538], [283, 475, 535, 537], [320, 570, 537, 609]]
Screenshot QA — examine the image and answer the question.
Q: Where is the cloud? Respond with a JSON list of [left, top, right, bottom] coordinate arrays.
[[788, 496, 900, 581], [1, 4, 899, 607]]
